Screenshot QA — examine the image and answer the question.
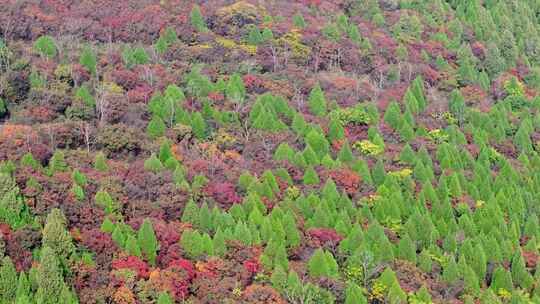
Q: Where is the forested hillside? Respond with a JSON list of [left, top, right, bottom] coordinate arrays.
[[1, 0, 540, 303]]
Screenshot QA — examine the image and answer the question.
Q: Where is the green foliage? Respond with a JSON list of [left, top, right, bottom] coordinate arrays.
[[191, 112, 207, 139], [345, 282, 367, 304], [138, 218, 159, 266], [47, 150, 68, 176], [144, 153, 164, 173], [94, 152, 108, 172], [191, 5, 207, 32], [308, 84, 327, 117], [95, 189, 118, 214], [122, 46, 149, 68], [308, 248, 339, 279], [42, 208, 74, 259], [35, 247, 65, 304], [157, 292, 174, 304], [225, 73, 246, 103], [293, 13, 306, 28], [34, 35, 57, 59], [147, 116, 166, 139], [0, 257, 17, 303], [79, 45, 97, 75]]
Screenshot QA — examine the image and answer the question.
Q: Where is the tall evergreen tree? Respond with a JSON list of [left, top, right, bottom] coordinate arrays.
[[138, 219, 159, 266], [190, 5, 207, 32], [36, 247, 65, 304], [0, 256, 17, 303], [308, 84, 327, 117]]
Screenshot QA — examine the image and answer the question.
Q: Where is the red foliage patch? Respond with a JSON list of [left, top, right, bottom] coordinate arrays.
[[243, 258, 261, 275], [112, 255, 149, 279], [308, 228, 343, 247], [204, 181, 242, 207], [328, 168, 361, 195]]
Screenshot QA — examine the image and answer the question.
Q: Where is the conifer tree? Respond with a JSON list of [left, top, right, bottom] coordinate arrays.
[[399, 144, 415, 164], [100, 217, 115, 233], [48, 150, 68, 175], [36, 247, 64, 304], [415, 285, 432, 303], [404, 89, 419, 114], [511, 251, 533, 289], [449, 90, 465, 124], [42, 208, 74, 260], [303, 145, 320, 166], [303, 166, 320, 185], [190, 5, 207, 32], [397, 233, 417, 264], [226, 73, 246, 104], [274, 143, 295, 162], [144, 153, 163, 174], [182, 199, 199, 226], [246, 26, 263, 45], [345, 282, 367, 304], [94, 151, 108, 172], [490, 266, 513, 292], [384, 101, 402, 129], [157, 291, 173, 304], [306, 129, 330, 159], [328, 118, 345, 142], [442, 257, 460, 285], [262, 28, 274, 41], [213, 228, 227, 256], [308, 84, 327, 116], [308, 248, 330, 278], [411, 76, 426, 111], [79, 45, 97, 75], [16, 271, 30, 301], [338, 140, 354, 163], [147, 116, 166, 139], [463, 265, 480, 296], [34, 35, 57, 59], [125, 235, 142, 257], [399, 120, 415, 142], [0, 256, 17, 303], [293, 13, 306, 28], [372, 159, 386, 186], [191, 112, 207, 139], [138, 219, 159, 266], [111, 225, 125, 248]]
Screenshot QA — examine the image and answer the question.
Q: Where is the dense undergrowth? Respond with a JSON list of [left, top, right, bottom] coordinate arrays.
[[1, 0, 540, 303]]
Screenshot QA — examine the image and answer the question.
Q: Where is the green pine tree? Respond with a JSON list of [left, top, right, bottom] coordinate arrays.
[[138, 219, 159, 266], [144, 153, 164, 174], [125, 235, 142, 257], [345, 282, 367, 304], [384, 101, 402, 129], [303, 166, 320, 185], [191, 112, 207, 139], [190, 5, 207, 32], [94, 152, 108, 172], [79, 45, 97, 75], [35, 247, 64, 304], [0, 256, 17, 303], [34, 35, 57, 59], [157, 292, 173, 304], [490, 266, 513, 292], [308, 248, 330, 278], [147, 116, 166, 139], [308, 84, 327, 116], [42, 208, 74, 260]]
